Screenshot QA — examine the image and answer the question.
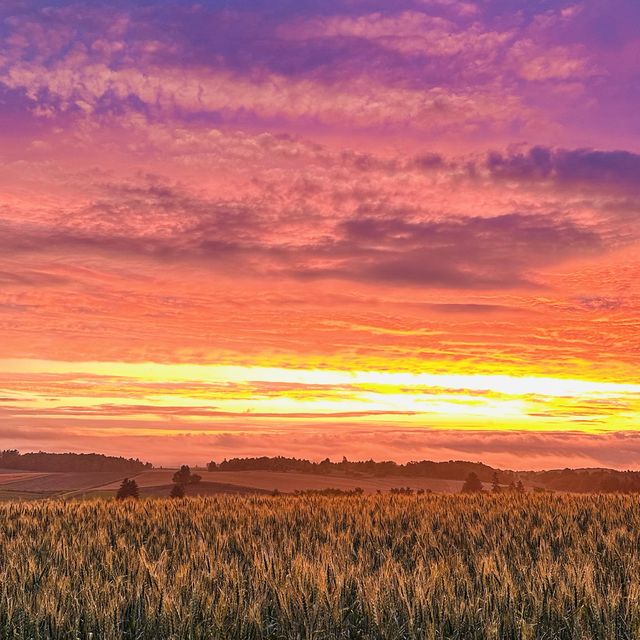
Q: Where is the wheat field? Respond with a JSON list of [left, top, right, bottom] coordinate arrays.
[[1, 493, 638, 639]]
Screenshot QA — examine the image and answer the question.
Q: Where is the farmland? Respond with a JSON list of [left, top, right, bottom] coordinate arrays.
[[1, 493, 639, 639], [102, 470, 465, 493], [0, 471, 142, 500], [0, 468, 466, 500]]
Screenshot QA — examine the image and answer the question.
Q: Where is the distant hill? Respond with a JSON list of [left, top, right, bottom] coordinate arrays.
[[520, 467, 640, 493], [207, 455, 640, 494], [3, 450, 639, 493], [0, 450, 152, 473], [208, 455, 518, 483]]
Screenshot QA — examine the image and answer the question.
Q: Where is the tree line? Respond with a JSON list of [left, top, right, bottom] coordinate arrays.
[[0, 450, 152, 473], [206, 455, 640, 493], [206, 455, 515, 483]]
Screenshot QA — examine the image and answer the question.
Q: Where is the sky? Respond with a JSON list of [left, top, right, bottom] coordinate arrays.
[[0, 0, 639, 470]]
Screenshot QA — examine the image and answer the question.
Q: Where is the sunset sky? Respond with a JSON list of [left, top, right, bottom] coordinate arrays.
[[1, 0, 639, 469]]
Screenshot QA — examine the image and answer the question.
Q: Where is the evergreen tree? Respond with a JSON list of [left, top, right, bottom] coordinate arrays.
[[116, 478, 140, 500]]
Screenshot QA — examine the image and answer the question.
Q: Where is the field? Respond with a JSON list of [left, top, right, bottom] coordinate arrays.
[[0, 468, 465, 499], [0, 471, 46, 485], [1, 493, 638, 639], [101, 470, 466, 494], [0, 471, 141, 500]]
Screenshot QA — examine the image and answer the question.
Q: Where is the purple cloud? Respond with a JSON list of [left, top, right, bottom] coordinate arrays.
[[487, 147, 640, 194]]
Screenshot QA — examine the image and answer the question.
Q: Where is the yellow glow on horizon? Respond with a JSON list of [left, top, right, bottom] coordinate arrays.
[[3, 358, 640, 395], [1, 358, 639, 435]]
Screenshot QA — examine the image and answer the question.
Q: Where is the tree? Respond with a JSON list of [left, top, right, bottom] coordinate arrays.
[[207, 460, 217, 471], [170, 483, 185, 498], [172, 465, 193, 485], [172, 465, 202, 485], [116, 478, 139, 500], [491, 472, 501, 493], [171, 465, 202, 499], [462, 472, 483, 493], [516, 480, 525, 494]]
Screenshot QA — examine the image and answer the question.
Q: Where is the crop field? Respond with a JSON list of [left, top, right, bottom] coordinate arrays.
[[136, 481, 271, 497], [1, 493, 638, 640], [3, 471, 132, 493], [0, 468, 467, 500], [100, 470, 466, 494], [0, 471, 45, 485]]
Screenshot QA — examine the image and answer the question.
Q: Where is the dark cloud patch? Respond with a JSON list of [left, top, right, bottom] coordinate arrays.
[[575, 296, 623, 311], [0, 182, 274, 273], [487, 146, 640, 194], [413, 153, 446, 171], [4, 423, 640, 470], [402, 429, 640, 470], [0, 176, 605, 291], [296, 213, 603, 289]]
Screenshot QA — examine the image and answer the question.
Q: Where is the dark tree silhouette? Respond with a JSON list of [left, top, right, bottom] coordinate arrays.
[[516, 480, 526, 494], [462, 472, 483, 493], [172, 465, 192, 485], [116, 478, 139, 500], [170, 483, 185, 498], [172, 465, 201, 495], [491, 472, 501, 493], [0, 450, 151, 473], [205, 455, 514, 484]]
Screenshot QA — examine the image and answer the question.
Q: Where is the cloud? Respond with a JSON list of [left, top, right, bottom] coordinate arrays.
[[0, 172, 606, 291], [295, 213, 603, 288], [3, 421, 640, 471], [0, 2, 531, 134], [0, 270, 69, 287], [487, 146, 640, 194], [0, 0, 639, 461], [575, 296, 623, 311], [280, 11, 511, 58]]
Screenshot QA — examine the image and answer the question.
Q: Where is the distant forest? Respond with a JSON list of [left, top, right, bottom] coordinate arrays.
[[207, 455, 640, 494], [208, 455, 513, 482], [0, 450, 153, 473]]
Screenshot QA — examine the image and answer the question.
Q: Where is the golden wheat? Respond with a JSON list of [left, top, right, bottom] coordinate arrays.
[[0, 493, 638, 639]]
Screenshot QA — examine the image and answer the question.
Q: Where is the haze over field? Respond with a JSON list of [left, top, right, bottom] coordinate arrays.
[[1, 0, 639, 469]]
